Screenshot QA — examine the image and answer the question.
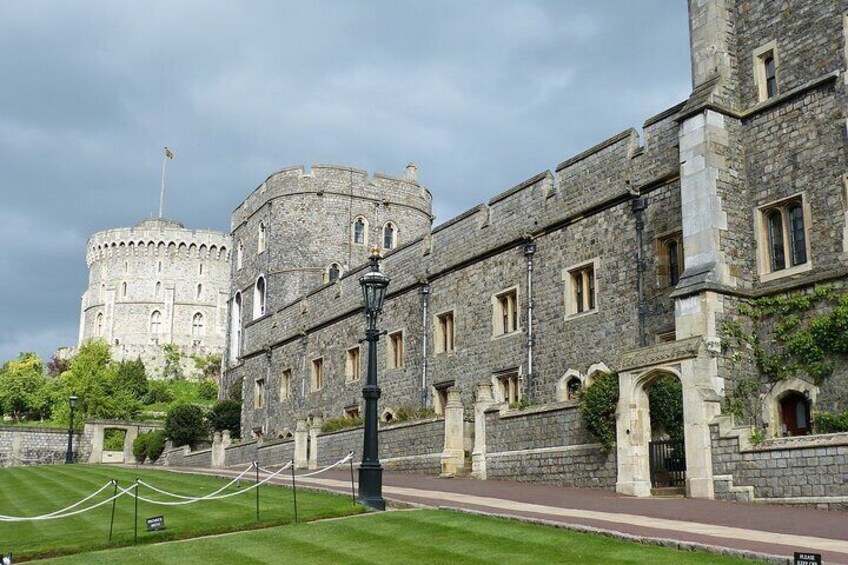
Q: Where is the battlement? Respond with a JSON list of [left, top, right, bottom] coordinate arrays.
[[231, 163, 432, 229]]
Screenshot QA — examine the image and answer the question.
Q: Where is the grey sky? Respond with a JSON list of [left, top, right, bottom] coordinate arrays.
[[0, 1, 691, 363]]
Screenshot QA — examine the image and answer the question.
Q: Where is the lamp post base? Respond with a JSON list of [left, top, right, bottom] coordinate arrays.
[[357, 462, 385, 511]]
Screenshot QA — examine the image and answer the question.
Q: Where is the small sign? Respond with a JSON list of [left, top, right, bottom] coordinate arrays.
[[794, 552, 822, 565], [146, 516, 166, 532]]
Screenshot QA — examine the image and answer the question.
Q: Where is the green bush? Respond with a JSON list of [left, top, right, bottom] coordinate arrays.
[[133, 432, 149, 464], [198, 380, 218, 401], [165, 404, 209, 448], [208, 399, 242, 439], [113, 357, 148, 399], [647, 376, 684, 441], [393, 405, 436, 423], [321, 416, 364, 433], [103, 429, 127, 451], [144, 380, 175, 405], [581, 372, 619, 450], [146, 430, 167, 462], [814, 410, 848, 434]]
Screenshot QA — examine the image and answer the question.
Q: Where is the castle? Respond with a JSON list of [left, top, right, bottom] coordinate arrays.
[[85, 0, 848, 505], [79, 217, 231, 376]]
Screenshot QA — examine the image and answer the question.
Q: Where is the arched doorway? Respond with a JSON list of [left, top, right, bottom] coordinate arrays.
[[646, 375, 686, 492], [779, 391, 811, 436]]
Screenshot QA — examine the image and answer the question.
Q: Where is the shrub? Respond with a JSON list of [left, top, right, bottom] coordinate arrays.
[[198, 380, 218, 401], [208, 399, 242, 439], [321, 416, 364, 433], [145, 429, 167, 462], [393, 405, 436, 423], [103, 429, 127, 451], [114, 357, 148, 399], [581, 372, 619, 450], [814, 410, 848, 434], [165, 404, 209, 448], [144, 380, 175, 405], [133, 432, 149, 464]]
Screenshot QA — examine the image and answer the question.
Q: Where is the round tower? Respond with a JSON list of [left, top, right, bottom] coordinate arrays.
[[80, 217, 232, 376], [227, 163, 433, 364]]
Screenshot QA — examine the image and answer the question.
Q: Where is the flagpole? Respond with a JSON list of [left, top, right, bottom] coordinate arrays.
[[159, 154, 167, 218]]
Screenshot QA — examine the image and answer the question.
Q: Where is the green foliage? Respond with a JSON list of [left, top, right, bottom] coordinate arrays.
[[581, 372, 619, 450], [192, 353, 222, 381], [145, 429, 167, 461], [133, 432, 149, 463], [393, 405, 436, 423], [509, 396, 536, 411], [722, 378, 761, 425], [814, 410, 848, 434], [103, 429, 127, 451], [0, 352, 51, 421], [46, 354, 71, 377], [321, 416, 364, 433], [647, 376, 683, 441], [162, 343, 183, 379], [198, 380, 219, 401], [114, 357, 148, 399], [208, 399, 242, 439], [749, 427, 765, 445], [165, 403, 209, 448], [143, 380, 175, 405], [228, 380, 243, 402]]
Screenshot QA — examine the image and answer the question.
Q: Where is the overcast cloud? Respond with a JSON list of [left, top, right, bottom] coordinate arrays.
[[0, 1, 691, 363]]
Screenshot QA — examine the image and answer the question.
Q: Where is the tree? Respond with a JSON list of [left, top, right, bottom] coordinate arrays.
[[208, 399, 241, 439], [162, 343, 183, 379], [165, 404, 208, 448], [0, 353, 50, 421], [113, 357, 148, 399], [192, 353, 221, 381], [146, 430, 167, 462]]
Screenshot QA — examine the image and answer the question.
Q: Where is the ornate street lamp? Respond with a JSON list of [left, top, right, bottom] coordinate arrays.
[[65, 393, 78, 464], [358, 247, 390, 510]]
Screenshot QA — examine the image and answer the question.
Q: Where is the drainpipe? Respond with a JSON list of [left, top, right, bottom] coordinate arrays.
[[420, 283, 431, 408], [523, 241, 537, 400], [631, 197, 648, 348], [264, 347, 272, 436]]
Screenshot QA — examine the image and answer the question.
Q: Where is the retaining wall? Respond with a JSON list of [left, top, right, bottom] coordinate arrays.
[[0, 426, 85, 467]]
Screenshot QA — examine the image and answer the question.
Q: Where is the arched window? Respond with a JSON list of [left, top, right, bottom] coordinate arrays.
[[237, 241, 244, 270], [150, 311, 162, 333], [780, 391, 811, 436], [231, 293, 242, 362], [95, 313, 104, 336], [155, 281, 162, 298], [327, 263, 341, 283], [353, 217, 367, 245], [566, 377, 582, 400], [192, 313, 204, 337], [383, 222, 396, 250], [122, 282, 127, 298], [258, 222, 267, 253], [196, 283, 202, 300], [254, 276, 266, 319]]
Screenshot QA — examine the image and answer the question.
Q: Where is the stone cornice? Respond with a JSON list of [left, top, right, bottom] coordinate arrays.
[[617, 337, 702, 372]]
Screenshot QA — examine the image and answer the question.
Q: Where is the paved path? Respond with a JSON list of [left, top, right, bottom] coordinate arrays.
[[160, 465, 848, 564]]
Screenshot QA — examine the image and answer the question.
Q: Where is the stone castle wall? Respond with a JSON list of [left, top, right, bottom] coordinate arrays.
[[0, 426, 85, 467], [81, 217, 231, 377]]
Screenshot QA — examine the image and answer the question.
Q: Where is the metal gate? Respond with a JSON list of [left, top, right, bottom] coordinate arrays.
[[648, 439, 686, 488]]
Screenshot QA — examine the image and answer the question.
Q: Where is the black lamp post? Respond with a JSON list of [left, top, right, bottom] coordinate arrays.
[[358, 247, 390, 510], [65, 393, 78, 464]]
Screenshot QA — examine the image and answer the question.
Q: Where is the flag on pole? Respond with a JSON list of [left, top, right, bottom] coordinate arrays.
[[164, 147, 175, 159]]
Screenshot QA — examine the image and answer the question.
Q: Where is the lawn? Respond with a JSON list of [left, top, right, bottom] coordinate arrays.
[[33, 509, 764, 564], [0, 464, 362, 561]]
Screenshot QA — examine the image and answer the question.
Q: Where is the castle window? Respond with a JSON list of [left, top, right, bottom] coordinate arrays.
[[779, 392, 811, 436], [757, 195, 810, 279], [155, 281, 162, 298], [494, 371, 520, 405], [344, 405, 360, 420], [279, 368, 291, 400], [258, 222, 267, 254], [199, 263, 204, 276], [656, 232, 684, 288], [754, 42, 779, 102], [230, 292, 242, 363], [327, 263, 341, 283], [95, 313, 104, 336], [435, 310, 455, 353], [122, 282, 127, 298], [564, 260, 598, 318], [311, 357, 324, 392], [254, 378, 266, 410], [388, 330, 404, 369], [150, 311, 162, 334], [382, 222, 396, 250], [345, 346, 361, 382], [192, 313, 204, 337], [764, 54, 777, 98], [566, 376, 582, 400], [237, 241, 244, 270], [196, 284, 202, 300], [353, 217, 368, 245], [157, 261, 162, 273], [493, 288, 518, 336], [433, 381, 453, 415], [253, 276, 266, 319]]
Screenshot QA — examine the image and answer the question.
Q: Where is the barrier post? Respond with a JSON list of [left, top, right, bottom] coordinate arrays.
[[108, 480, 118, 542], [291, 459, 298, 524], [255, 461, 260, 522], [349, 452, 356, 505], [134, 480, 139, 544]]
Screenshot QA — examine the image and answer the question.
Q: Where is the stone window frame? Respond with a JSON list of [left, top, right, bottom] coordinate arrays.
[[191, 312, 204, 338], [754, 192, 813, 282], [154, 281, 162, 298], [381, 408, 397, 423], [556, 369, 584, 402], [491, 286, 520, 338], [563, 258, 599, 320], [431, 380, 455, 415], [753, 40, 779, 102], [345, 345, 361, 382], [655, 230, 684, 288], [254, 377, 266, 410], [196, 283, 203, 300], [492, 369, 520, 405], [352, 216, 369, 246], [387, 330, 404, 369], [761, 377, 818, 439], [310, 357, 324, 392], [236, 241, 244, 270], [230, 291, 243, 364], [434, 309, 456, 354], [325, 262, 343, 284], [258, 221, 267, 254], [279, 368, 292, 401], [382, 221, 398, 250], [95, 312, 104, 336], [344, 404, 361, 420], [121, 281, 128, 298], [253, 275, 267, 319], [150, 310, 162, 334]]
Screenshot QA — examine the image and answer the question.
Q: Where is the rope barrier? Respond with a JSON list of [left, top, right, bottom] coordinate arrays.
[[0, 481, 116, 521], [137, 463, 256, 500], [293, 452, 354, 478], [0, 484, 136, 523]]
